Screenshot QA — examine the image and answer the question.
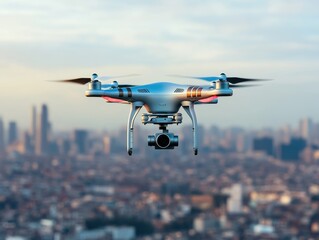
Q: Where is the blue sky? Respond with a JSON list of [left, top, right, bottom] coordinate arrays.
[[1, 0, 319, 130]]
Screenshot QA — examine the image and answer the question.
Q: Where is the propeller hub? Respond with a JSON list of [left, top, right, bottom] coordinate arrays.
[[215, 80, 229, 90], [219, 73, 227, 81], [112, 81, 119, 88], [91, 73, 98, 81], [88, 79, 101, 90]]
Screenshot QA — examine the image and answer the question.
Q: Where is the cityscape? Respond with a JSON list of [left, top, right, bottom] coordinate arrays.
[[0, 104, 319, 239]]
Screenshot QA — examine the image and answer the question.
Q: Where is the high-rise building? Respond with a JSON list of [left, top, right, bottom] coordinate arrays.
[[299, 118, 313, 143], [8, 121, 18, 145], [35, 104, 49, 155], [29, 106, 37, 153], [103, 135, 111, 155], [73, 129, 88, 154], [277, 124, 292, 144], [280, 137, 307, 162], [253, 137, 274, 156], [22, 131, 32, 154], [0, 118, 5, 153], [30, 105, 37, 141]]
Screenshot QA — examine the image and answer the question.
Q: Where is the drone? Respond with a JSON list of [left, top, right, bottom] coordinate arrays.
[[57, 73, 265, 155]]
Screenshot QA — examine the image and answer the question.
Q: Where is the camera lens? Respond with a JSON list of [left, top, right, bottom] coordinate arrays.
[[156, 134, 171, 148]]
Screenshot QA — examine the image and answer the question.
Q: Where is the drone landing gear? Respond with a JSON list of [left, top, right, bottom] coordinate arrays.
[[182, 101, 198, 155], [127, 101, 143, 156], [126, 101, 199, 156]]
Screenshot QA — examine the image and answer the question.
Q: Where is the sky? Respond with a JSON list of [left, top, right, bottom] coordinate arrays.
[[0, 0, 319, 131]]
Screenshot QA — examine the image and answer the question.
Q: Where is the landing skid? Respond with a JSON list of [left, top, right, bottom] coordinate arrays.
[[127, 101, 199, 156]]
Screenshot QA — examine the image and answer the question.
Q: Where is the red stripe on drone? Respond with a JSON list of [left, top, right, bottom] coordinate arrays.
[[103, 96, 127, 103], [198, 96, 218, 103]]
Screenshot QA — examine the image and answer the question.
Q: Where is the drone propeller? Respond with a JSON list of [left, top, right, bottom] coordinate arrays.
[[170, 73, 269, 85], [101, 83, 137, 89], [229, 84, 259, 88], [224, 77, 268, 85], [52, 73, 140, 85], [55, 77, 91, 85]]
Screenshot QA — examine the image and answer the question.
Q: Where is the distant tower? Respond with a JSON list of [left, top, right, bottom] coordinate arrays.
[[35, 104, 49, 155], [29, 106, 37, 153], [8, 121, 18, 145], [278, 124, 292, 144], [0, 118, 5, 153], [31, 106, 37, 141], [299, 118, 313, 143], [253, 137, 274, 156], [73, 129, 88, 154], [103, 135, 111, 155], [22, 131, 32, 154]]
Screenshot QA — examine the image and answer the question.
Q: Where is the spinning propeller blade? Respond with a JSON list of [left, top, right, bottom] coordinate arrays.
[[226, 77, 268, 84], [229, 84, 259, 88], [101, 84, 137, 88], [54, 78, 91, 85], [169, 74, 221, 81], [170, 74, 270, 85], [51, 74, 140, 85]]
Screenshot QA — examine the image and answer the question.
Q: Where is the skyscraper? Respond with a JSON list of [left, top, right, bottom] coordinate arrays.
[[22, 131, 32, 154], [103, 135, 111, 155], [0, 118, 5, 153], [73, 129, 88, 154], [35, 104, 49, 155], [31, 105, 37, 141], [8, 121, 18, 145], [280, 137, 307, 162], [253, 137, 274, 156], [299, 118, 313, 143], [29, 106, 37, 153]]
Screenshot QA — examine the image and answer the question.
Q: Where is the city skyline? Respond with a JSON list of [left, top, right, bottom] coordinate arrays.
[[1, 104, 319, 158], [0, 1, 318, 130], [0, 104, 318, 134]]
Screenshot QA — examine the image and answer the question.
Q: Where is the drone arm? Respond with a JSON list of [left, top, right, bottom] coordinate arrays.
[[182, 101, 198, 155], [127, 101, 143, 155]]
